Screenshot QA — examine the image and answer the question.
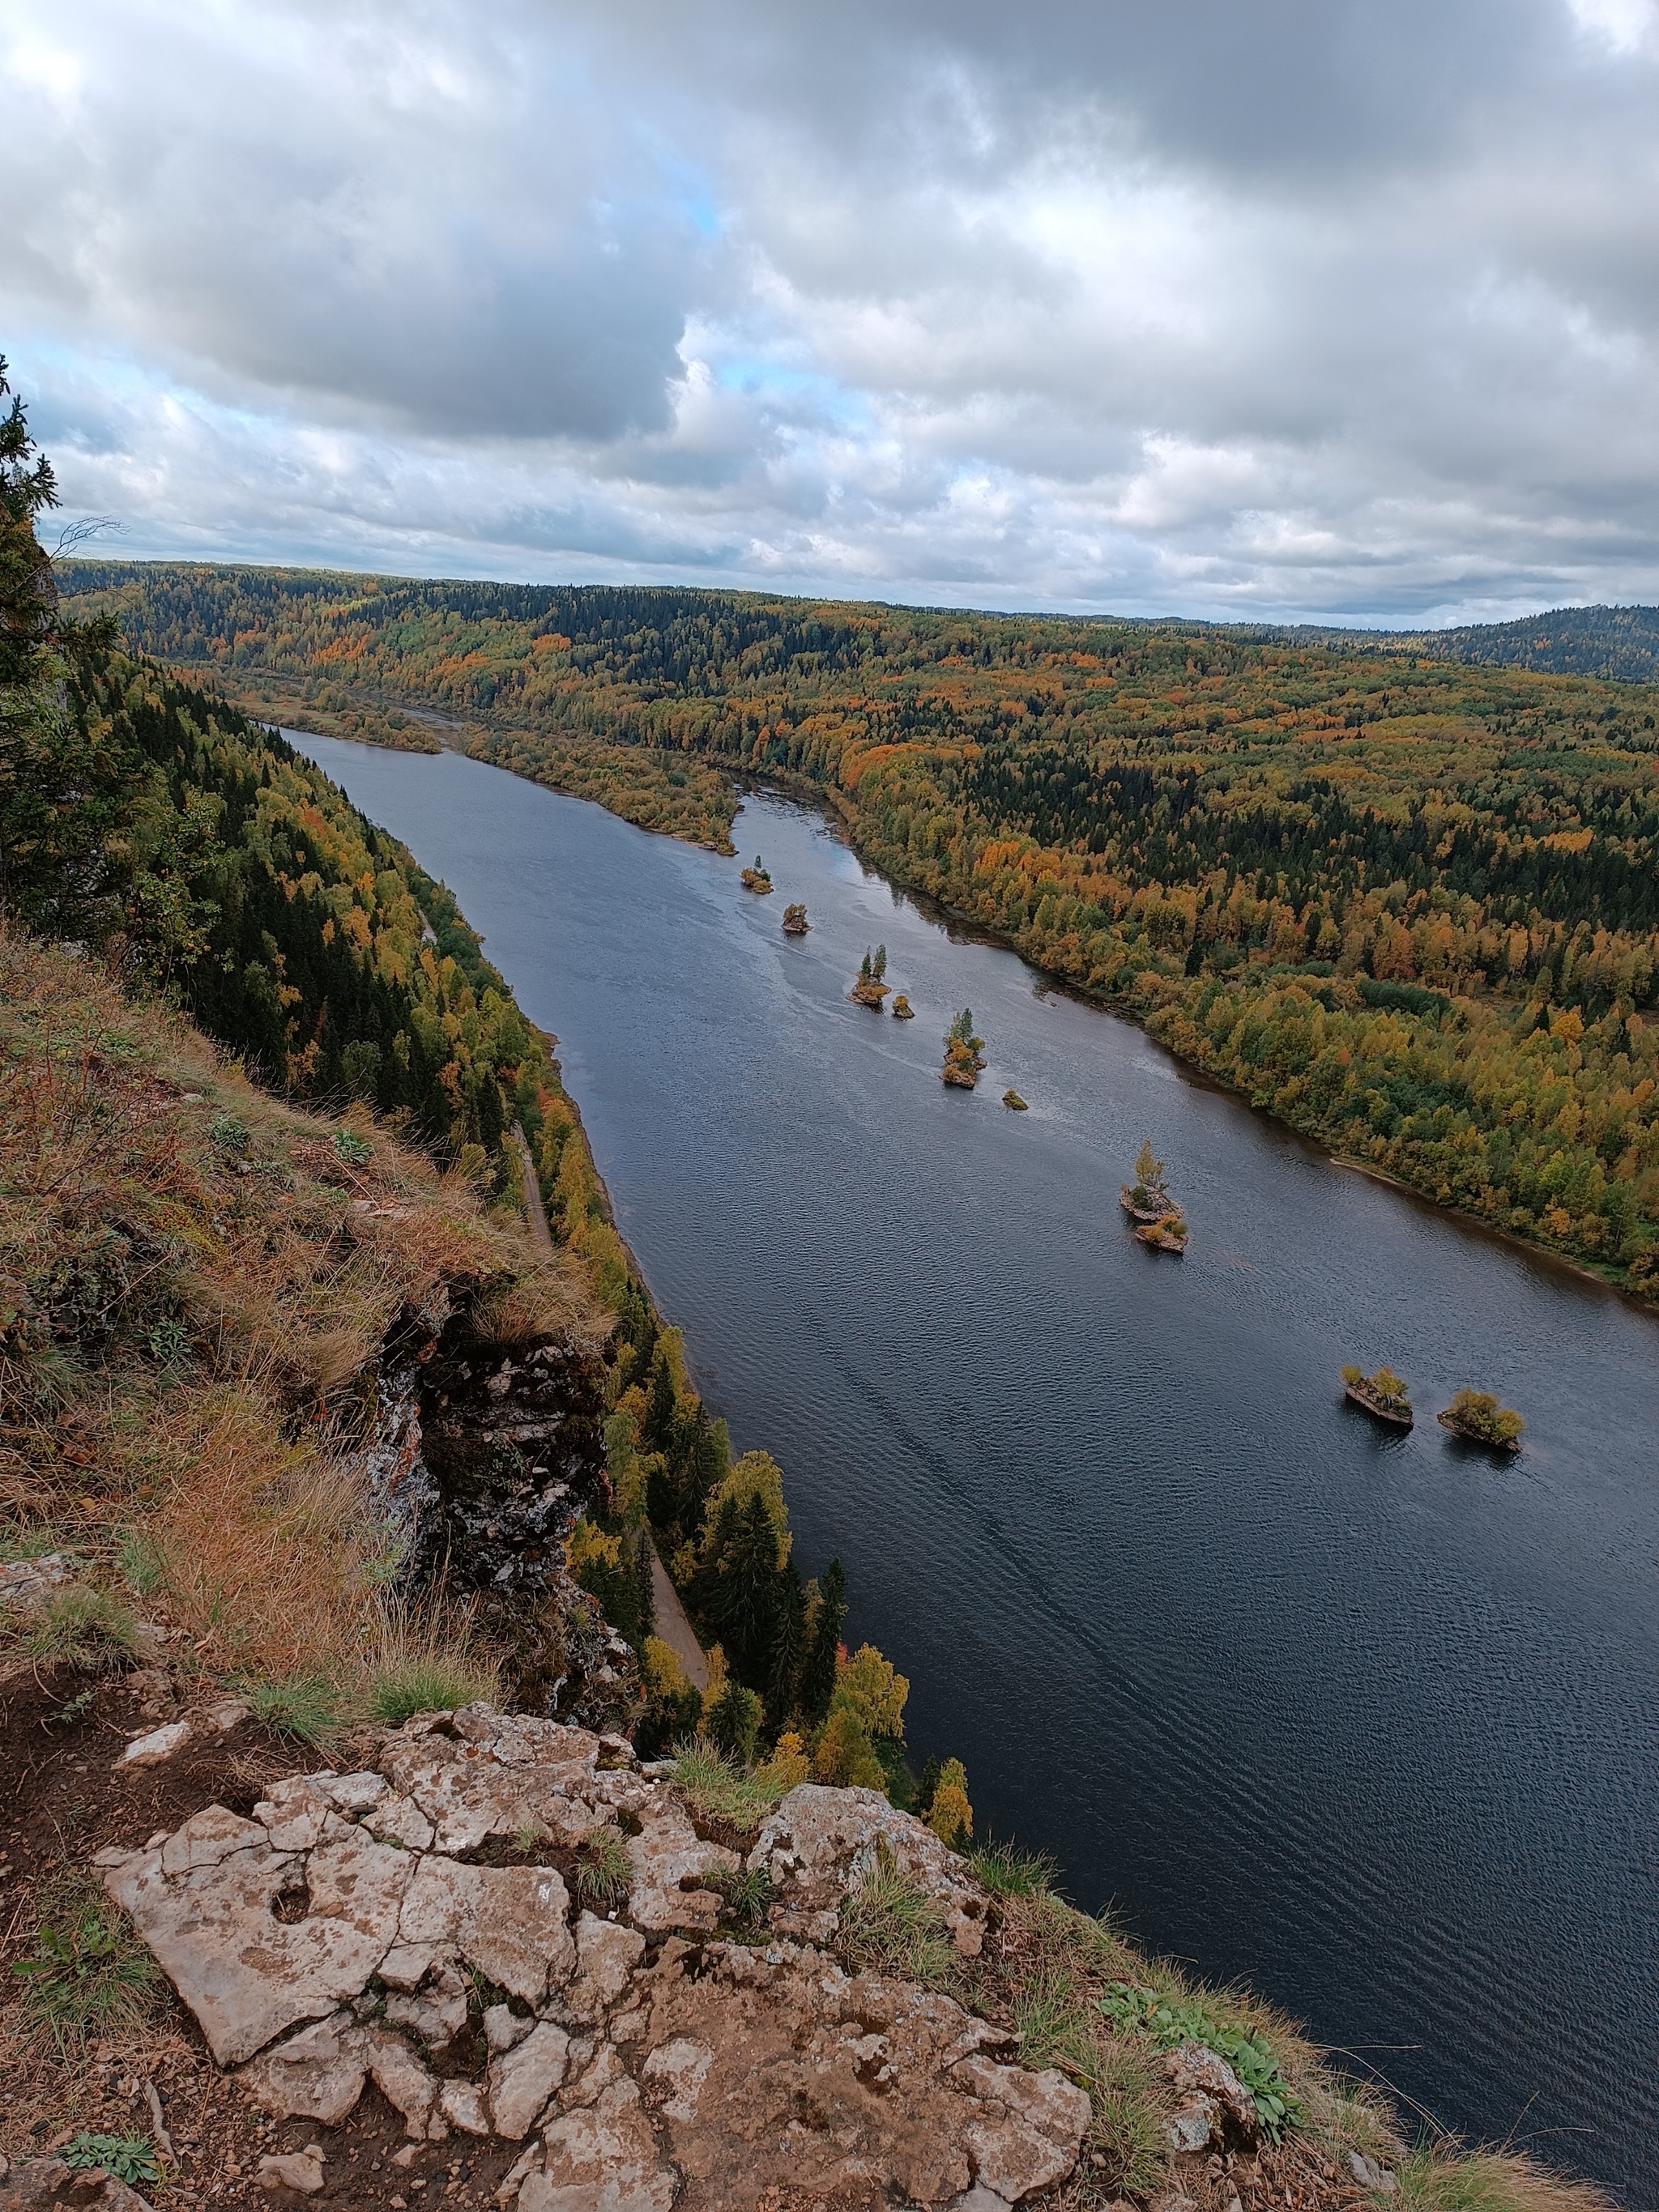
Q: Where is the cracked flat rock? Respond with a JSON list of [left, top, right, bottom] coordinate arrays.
[[100, 1704, 1088, 2201]]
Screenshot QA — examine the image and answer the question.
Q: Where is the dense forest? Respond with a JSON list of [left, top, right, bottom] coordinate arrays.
[[58, 560, 1659, 1299], [5, 383, 933, 1797]]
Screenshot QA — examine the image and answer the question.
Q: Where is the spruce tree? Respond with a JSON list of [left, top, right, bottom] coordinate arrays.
[[799, 1557, 846, 1724]]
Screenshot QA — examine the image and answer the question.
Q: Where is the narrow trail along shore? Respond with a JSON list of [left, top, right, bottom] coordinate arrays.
[[649, 1544, 710, 1691]]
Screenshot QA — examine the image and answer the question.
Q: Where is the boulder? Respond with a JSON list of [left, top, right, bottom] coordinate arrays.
[[749, 1784, 991, 1955], [622, 1794, 736, 1933], [104, 1824, 406, 2065], [1161, 2042, 1260, 2152]]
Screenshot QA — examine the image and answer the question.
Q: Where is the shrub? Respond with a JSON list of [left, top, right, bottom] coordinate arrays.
[[11, 1875, 159, 2052], [245, 1672, 346, 1748], [23, 1587, 144, 1673], [1443, 1389, 1525, 1446], [333, 1127, 373, 1167]]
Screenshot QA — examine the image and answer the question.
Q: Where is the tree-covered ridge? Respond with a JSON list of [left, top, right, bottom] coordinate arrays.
[[50, 654, 550, 1161], [56, 560, 1659, 1294]]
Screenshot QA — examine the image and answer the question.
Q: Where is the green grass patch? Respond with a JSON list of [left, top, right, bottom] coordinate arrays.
[[23, 1586, 145, 1673], [12, 1874, 160, 2052], [836, 1848, 956, 1989], [364, 1652, 497, 1726], [244, 1671, 347, 1748], [966, 1835, 1058, 1899], [668, 1737, 793, 1835], [117, 1527, 167, 1597]]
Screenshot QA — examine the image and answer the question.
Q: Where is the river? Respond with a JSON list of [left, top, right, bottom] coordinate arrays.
[[293, 734, 1658, 2201]]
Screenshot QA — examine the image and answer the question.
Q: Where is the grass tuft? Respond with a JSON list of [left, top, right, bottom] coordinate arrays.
[[966, 1834, 1059, 1899], [668, 1737, 793, 1835], [1390, 2146, 1621, 2212], [23, 1586, 145, 1673], [11, 1873, 160, 2052], [243, 1672, 347, 1748], [710, 1861, 773, 1929], [116, 1526, 167, 1597], [836, 1848, 957, 1989], [365, 1651, 498, 1727], [570, 1829, 633, 1910]]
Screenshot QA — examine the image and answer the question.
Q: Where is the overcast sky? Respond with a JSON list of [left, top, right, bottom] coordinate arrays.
[[5, 0, 1658, 623]]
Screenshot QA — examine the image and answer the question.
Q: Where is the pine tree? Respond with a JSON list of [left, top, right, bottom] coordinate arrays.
[[873, 943, 887, 978]]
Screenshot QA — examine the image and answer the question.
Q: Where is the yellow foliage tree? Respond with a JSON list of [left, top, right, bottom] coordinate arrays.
[[832, 1643, 910, 1740], [927, 1758, 973, 1848]]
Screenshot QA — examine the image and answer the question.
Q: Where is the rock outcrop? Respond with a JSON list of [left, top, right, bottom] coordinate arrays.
[[98, 1707, 1090, 2209]]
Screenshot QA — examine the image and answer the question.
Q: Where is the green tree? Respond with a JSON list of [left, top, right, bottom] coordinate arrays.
[[706, 1681, 762, 1764], [799, 1557, 846, 1724]]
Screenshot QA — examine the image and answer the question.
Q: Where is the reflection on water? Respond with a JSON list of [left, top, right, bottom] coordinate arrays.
[[293, 735, 1659, 2201]]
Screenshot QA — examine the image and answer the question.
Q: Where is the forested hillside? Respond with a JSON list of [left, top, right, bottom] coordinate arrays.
[[58, 560, 1659, 1298], [4, 386, 923, 1806]]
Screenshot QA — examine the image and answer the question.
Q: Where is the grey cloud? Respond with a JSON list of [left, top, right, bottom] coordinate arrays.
[[4, 0, 1658, 619]]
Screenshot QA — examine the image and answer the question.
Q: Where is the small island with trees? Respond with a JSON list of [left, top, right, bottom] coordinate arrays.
[[740, 854, 774, 893], [1121, 1139, 1188, 1251], [851, 944, 893, 1006], [1438, 1389, 1525, 1451], [942, 1008, 987, 1088], [781, 901, 809, 934], [890, 993, 915, 1019], [1341, 1365, 1414, 1428]]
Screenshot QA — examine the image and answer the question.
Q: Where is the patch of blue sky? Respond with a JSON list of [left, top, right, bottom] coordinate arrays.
[[712, 355, 871, 431]]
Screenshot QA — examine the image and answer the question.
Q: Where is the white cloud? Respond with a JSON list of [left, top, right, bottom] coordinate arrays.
[[2, 0, 1657, 620]]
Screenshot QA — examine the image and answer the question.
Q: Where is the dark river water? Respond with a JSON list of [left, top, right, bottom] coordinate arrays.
[[295, 735, 1657, 2202]]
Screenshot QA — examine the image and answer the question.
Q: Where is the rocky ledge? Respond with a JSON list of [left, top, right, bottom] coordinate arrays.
[[91, 1706, 1092, 2210]]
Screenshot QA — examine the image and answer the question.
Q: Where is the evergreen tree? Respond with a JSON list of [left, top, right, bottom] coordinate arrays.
[[767, 1558, 807, 1720], [642, 1345, 677, 1451], [799, 1557, 846, 1724], [873, 943, 887, 978]]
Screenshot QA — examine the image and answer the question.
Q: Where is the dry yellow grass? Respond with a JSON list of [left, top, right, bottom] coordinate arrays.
[[0, 925, 599, 1694]]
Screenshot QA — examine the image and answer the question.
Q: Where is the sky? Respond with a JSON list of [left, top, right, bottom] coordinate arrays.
[[4, 0, 1659, 625]]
